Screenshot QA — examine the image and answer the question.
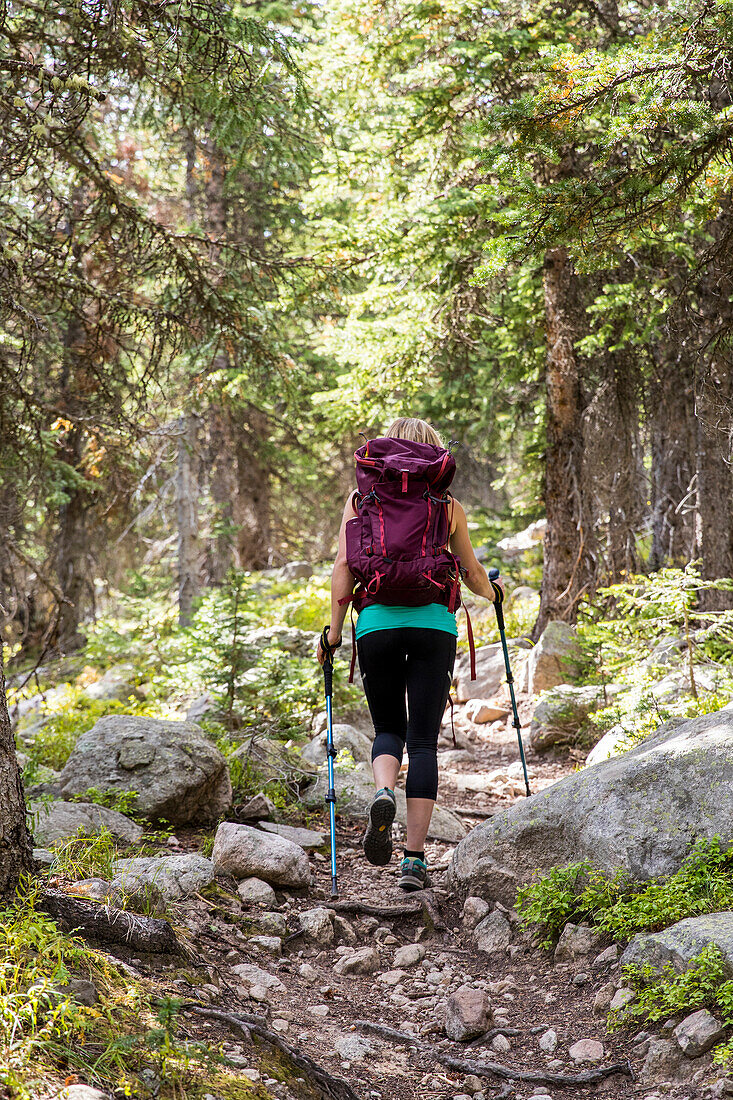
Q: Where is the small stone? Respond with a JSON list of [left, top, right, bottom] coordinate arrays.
[[249, 935, 282, 956], [248, 984, 268, 1002], [239, 792, 276, 820], [333, 1034, 373, 1061], [463, 1077, 483, 1095], [237, 877, 277, 907], [64, 979, 99, 1007], [242, 1069, 260, 1082], [539, 1029, 557, 1053], [491, 1034, 511, 1053], [377, 970, 406, 986], [674, 1009, 726, 1057], [473, 911, 512, 955], [554, 923, 602, 963], [332, 913, 357, 943], [299, 907, 335, 946], [572, 971, 589, 986], [298, 962, 317, 980], [231, 963, 285, 994], [462, 897, 490, 930], [310, 1005, 329, 1018], [465, 701, 510, 724], [445, 986, 493, 1042], [609, 987, 635, 1012], [333, 948, 380, 975], [593, 981, 616, 1016], [592, 944, 620, 967], [394, 943, 426, 968], [272, 1018, 289, 1032], [568, 1039, 604, 1063]]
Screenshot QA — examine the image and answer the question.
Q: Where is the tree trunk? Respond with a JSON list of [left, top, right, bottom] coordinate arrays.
[[696, 361, 733, 610], [605, 350, 644, 581], [53, 426, 94, 650], [233, 405, 272, 570], [0, 645, 33, 897], [203, 406, 238, 584], [648, 349, 696, 570], [534, 247, 593, 638], [175, 414, 200, 626], [693, 206, 733, 611]]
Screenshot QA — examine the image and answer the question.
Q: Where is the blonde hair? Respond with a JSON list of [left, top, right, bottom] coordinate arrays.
[[385, 417, 444, 447]]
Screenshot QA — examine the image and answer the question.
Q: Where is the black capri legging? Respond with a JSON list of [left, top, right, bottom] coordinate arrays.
[[356, 628, 456, 801]]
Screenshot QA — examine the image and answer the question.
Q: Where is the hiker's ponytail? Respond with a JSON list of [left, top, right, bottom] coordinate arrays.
[[385, 417, 443, 447]]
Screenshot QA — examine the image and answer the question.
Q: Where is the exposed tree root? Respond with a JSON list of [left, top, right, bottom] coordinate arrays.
[[354, 1020, 633, 1087], [326, 893, 446, 929], [188, 1005, 362, 1100], [40, 889, 188, 956]]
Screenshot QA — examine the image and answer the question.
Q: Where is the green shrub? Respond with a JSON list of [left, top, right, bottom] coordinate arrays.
[[611, 944, 733, 1064], [517, 836, 733, 947]]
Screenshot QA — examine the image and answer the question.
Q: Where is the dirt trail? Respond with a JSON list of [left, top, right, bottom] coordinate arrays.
[[153, 705, 648, 1100]]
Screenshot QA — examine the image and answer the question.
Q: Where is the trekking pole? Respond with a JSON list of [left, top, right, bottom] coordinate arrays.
[[488, 568, 531, 798], [320, 626, 339, 898]]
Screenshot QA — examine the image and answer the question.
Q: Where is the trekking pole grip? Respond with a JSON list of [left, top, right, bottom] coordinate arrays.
[[321, 625, 334, 698], [489, 567, 506, 630]]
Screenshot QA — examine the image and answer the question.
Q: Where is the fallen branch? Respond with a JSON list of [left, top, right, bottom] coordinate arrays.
[[354, 1021, 632, 1087], [326, 893, 446, 929], [40, 889, 187, 956], [188, 1006, 361, 1100]]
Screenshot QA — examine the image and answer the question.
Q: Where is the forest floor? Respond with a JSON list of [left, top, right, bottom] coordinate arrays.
[[50, 699, 653, 1100]]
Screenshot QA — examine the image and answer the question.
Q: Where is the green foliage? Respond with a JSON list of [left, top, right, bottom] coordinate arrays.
[[47, 828, 118, 882], [517, 837, 733, 947], [70, 787, 140, 817], [0, 881, 229, 1097], [15, 689, 157, 772], [612, 944, 733, 1028], [575, 566, 733, 748]]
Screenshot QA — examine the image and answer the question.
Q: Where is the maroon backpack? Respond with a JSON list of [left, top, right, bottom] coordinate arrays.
[[346, 436, 463, 613]]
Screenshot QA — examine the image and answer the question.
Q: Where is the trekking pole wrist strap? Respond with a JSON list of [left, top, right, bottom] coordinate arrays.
[[320, 625, 342, 661]]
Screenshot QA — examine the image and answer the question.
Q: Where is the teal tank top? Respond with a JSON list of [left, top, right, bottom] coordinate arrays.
[[355, 602, 457, 640]]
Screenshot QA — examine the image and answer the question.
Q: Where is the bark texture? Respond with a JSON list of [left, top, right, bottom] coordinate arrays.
[[648, 348, 696, 570], [176, 414, 201, 626], [534, 247, 593, 637], [0, 646, 33, 897]]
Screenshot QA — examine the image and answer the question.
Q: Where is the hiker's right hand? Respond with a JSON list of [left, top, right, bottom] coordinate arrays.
[[489, 573, 505, 602]]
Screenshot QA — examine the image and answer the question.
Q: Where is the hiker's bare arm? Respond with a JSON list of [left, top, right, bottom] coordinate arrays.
[[449, 499, 503, 601], [318, 494, 357, 664]]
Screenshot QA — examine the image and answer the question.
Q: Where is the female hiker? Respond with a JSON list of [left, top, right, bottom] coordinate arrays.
[[317, 417, 503, 891]]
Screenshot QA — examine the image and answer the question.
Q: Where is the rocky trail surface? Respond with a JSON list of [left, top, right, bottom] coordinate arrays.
[[52, 705, 656, 1100]]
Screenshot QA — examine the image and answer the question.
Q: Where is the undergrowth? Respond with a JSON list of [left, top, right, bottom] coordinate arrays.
[[517, 836, 733, 948], [0, 880, 228, 1098], [611, 945, 733, 1065], [576, 565, 733, 750]]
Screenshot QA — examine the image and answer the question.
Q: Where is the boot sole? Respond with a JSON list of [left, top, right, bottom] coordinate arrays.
[[399, 873, 429, 892], [363, 797, 396, 866]]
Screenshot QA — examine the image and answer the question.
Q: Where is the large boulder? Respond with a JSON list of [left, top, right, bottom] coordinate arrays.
[[302, 760, 466, 843], [454, 641, 529, 704], [302, 724, 373, 766], [30, 800, 143, 848], [84, 664, 141, 702], [57, 716, 232, 825], [212, 822, 311, 888], [449, 704, 733, 905], [530, 685, 620, 753], [527, 621, 580, 694], [620, 913, 733, 977], [111, 853, 214, 906]]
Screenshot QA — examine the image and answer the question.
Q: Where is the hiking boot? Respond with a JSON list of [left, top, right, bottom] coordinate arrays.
[[399, 855, 430, 892], [362, 788, 396, 866]]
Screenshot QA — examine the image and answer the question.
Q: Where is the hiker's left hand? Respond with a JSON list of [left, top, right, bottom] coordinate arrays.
[[317, 629, 342, 666]]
